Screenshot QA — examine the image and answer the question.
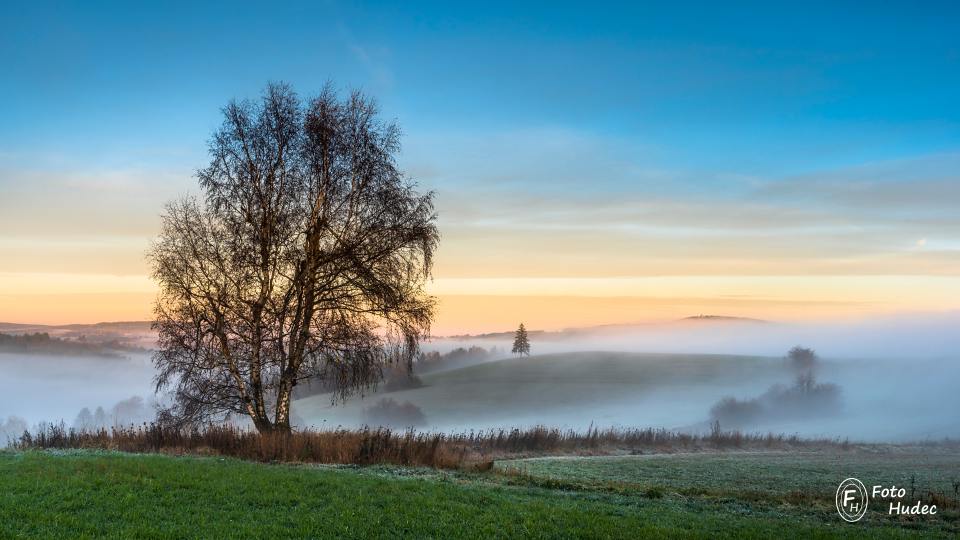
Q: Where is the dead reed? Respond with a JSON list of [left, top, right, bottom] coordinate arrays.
[[13, 422, 868, 470]]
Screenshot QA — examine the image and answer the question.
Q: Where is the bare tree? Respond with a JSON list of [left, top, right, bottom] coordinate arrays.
[[149, 83, 439, 433], [787, 346, 818, 392], [512, 323, 530, 357]]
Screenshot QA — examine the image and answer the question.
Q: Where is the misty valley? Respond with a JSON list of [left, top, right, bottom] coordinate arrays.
[[3, 317, 957, 445]]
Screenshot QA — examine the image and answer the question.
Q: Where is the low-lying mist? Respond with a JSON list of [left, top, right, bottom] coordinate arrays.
[[2, 313, 958, 445], [306, 313, 960, 442], [0, 351, 156, 443]]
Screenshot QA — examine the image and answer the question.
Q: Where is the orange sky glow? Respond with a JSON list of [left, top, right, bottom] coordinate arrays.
[[2, 271, 957, 336]]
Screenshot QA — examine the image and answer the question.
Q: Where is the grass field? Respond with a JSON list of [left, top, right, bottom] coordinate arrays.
[[498, 449, 960, 497], [294, 352, 787, 431], [499, 449, 960, 532], [2, 448, 957, 538]]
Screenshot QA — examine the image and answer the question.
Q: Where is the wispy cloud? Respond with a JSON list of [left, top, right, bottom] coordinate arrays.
[[402, 131, 960, 279], [754, 153, 960, 212]]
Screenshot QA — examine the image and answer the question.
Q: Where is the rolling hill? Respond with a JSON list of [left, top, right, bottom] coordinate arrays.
[[294, 351, 788, 432]]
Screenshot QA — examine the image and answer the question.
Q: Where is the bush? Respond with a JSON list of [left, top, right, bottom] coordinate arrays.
[[416, 346, 499, 373], [363, 398, 427, 428], [382, 372, 424, 392], [712, 345, 842, 429], [710, 382, 842, 428], [710, 397, 764, 426]]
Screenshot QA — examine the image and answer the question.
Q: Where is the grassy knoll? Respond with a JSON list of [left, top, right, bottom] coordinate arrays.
[[2, 449, 957, 538], [294, 351, 786, 430]]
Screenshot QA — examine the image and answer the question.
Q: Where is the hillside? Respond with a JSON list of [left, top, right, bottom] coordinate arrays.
[[294, 351, 787, 432]]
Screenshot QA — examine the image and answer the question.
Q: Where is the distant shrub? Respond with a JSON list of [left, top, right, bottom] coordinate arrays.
[[73, 408, 95, 431], [786, 346, 818, 373], [290, 376, 339, 399], [416, 346, 499, 374], [0, 416, 28, 447], [710, 381, 842, 428], [363, 398, 427, 428], [710, 397, 764, 426], [712, 345, 842, 429], [382, 372, 424, 392], [764, 381, 841, 415], [111, 396, 153, 426], [72, 396, 155, 431]]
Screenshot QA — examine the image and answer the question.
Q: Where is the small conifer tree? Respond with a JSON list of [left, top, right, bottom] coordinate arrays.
[[512, 323, 530, 356]]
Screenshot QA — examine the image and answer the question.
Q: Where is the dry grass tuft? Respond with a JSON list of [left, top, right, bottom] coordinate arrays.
[[15, 422, 885, 470]]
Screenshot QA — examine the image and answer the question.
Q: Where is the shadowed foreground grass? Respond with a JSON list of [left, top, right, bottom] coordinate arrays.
[[1, 450, 954, 538]]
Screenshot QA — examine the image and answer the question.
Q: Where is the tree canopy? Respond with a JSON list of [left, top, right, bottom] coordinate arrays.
[[149, 82, 438, 432]]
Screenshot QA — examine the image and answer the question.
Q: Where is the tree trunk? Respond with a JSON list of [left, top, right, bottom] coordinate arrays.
[[252, 415, 275, 434], [273, 381, 293, 433]]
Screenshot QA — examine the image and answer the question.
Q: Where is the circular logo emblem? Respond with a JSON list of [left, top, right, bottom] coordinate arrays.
[[836, 478, 869, 522]]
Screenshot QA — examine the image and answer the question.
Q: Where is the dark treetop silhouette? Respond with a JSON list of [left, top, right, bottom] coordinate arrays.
[[512, 323, 530, 356], [149, 83, 439, 433]]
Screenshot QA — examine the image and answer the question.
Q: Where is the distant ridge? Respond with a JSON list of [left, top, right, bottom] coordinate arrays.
[[0, 321, 156, 348], [443, 329, 557, 340], [0, 321, 154, 333], [680, 315, 769, 323], [2, 316, 769, 343], [439, 315, 771, 340]]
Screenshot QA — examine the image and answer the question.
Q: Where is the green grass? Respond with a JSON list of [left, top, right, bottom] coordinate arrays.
[[499, 449, 960, 497], [2, 449, 957, 538], [498, 449, 960, 536], [294, 351, 786, 430]]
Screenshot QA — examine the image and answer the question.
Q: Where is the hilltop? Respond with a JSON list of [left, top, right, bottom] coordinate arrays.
[[441, 315, 771, 340]]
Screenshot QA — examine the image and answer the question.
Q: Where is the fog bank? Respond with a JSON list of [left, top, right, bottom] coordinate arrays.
[[0, 352, 156, 428]]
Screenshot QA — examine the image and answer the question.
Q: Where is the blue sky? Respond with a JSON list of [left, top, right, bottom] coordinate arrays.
[[4, 1, 959, 175], [1, 1, 959, 328]]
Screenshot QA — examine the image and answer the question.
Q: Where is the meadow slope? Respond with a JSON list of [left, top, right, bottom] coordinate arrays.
[[2, 449, 956, 538], [294, 352, 787, 431]]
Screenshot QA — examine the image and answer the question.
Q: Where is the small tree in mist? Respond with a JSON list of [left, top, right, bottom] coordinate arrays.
[[93, 407, 108, 428], [712, 345, 840, 427], [73, 408, 94, 431], [787, 346, 818, 393], [512, 323, 530, 357], [148, 82, 438, 433], [787, 346, 817, 372], [0, 416, 27, 446]]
